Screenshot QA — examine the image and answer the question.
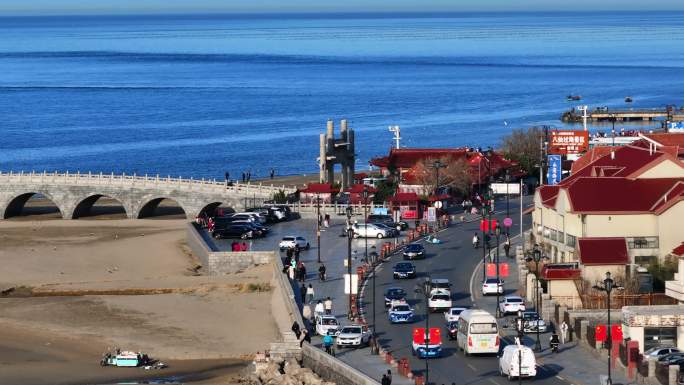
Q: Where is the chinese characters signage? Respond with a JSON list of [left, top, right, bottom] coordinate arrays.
[[547, 155, 562, 185], [549, 130, 589, 154]]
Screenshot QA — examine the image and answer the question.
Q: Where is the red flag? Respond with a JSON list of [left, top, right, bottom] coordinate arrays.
[[480, 219, 489, 231], [500, 263, 509, 277], [595, 324, 607, 342], [413, 328, 425, 344], [429, 328, 442, 345], [611, 324, 623, 341], [491, 219, 498, 230], [486, 263, 497, 277]]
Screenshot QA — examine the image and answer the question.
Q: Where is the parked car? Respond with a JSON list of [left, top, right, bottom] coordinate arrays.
[[278, 236, 310, 250], [367, 214, 408, 231], [352, 223, 391, 239], [373, 223, 399, 237], [212, 225, 253, 239], [521, 311, 547, 333], [336, 325, 372, 348], [403, 243, 426, 260], [388, 301, 414, 324], [481, 278, 504, 295], [444, 307, 467, 323], [228, 220, 269, 237], [499, 296, 526, 315], [658, 352, 684, 364], [645, 347, 680, 358], [428, 290, 452, 312], [314, 314, 339, 336], [384, 287, 407, 306], [446, 321, 459, 340], [499, 344, 537, 380], [393, 262, 417, 279]]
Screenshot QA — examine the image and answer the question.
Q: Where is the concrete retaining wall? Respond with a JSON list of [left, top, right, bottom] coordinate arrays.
[[302, 344, 380, 385], [186, 222, 273, 275]]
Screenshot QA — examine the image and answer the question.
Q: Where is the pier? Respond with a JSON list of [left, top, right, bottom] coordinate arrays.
[[561, 106, 684, 123]]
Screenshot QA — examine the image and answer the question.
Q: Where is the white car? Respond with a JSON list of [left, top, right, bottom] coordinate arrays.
[[499, 296, 526, 315], [428, 290, 452, 312], [352, 223, 391, 239], [278, 236, 310, 250], [481, 278, 504, 295], [499, 343, 537, 380], [315, 314, 339, 336], [336, 325, 372, 348], [645, 346, 680, 358], [444, 307, 467, 323], [430, 278, 452, 296]]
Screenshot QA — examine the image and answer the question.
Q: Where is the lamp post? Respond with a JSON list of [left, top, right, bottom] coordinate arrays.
[[516, 309, 524, 385], [494, 226, 502, 318], [505, 171, 511, 224], [363, 186, 370, 264], [481, 201, 488, 282], [346, 206, 354, 320], [316, 193, 322, 263], [432, 159, 446, 196], [526, 244, 546, 352], [415, 277, 432, 385], [593, 272, 622, 385]]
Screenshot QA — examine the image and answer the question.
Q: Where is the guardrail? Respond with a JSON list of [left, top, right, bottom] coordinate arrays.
[[0, 170, 293, 195]]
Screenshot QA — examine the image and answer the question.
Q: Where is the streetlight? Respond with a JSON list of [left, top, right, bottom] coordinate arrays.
[[593, 272, 623, 385], [346, 205, 354, 320], [516, 309, 524, 385], [432, 159, 446, 196], [504, 171, 511, 223], [525, 244, 547, 352], [361, 185, 379, 354], [414, 277, 432, 385], [316, 193, 322, 263], [362, 185, 370, 264], [494, 226, 502, 318]]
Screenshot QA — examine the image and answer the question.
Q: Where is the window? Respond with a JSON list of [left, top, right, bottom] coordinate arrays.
[[627, 237, 659, 249], [549, 229, 558, 242], [558, 231, 564, 244], [470, 323, 498, 334], [566, 234, 576, 248], [635, 255, 657, 266]]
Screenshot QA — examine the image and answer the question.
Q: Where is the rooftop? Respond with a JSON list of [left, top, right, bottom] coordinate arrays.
[[578, 237, 629, 265], [299, 183, 339, 194]]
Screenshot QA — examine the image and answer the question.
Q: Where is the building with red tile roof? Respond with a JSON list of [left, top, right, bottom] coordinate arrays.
[[343, 184, 378, 204], [298, 183, 340, 203]]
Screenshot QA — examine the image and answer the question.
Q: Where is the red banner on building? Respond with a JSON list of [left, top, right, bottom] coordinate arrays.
[[611, 324, 623, 341], [595, 324, 607, 342], [500, 263, 509, 277], [486, 263, 496, 277], [549, 130, 589, 154]]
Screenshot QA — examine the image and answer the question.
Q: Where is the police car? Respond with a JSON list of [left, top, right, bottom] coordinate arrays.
[[388, 301, 414, 324]]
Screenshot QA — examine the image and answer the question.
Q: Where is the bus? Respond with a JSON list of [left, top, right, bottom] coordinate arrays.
[[456, 309, 500, 355]]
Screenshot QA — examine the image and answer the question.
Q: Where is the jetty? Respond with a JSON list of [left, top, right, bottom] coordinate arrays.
[[561, 106, 684, 123]]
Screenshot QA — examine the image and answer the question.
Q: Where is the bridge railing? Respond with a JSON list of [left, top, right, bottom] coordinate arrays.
[[0, 171, 294, 196]]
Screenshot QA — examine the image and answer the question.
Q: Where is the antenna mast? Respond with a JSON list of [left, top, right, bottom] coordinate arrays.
[[388, 125, 401, 149]]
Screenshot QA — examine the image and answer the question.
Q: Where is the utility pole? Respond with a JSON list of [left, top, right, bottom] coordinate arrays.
[[388, 125, 401, 149]]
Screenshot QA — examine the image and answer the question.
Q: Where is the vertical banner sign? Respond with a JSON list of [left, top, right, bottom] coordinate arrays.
[[611, 324, 623, 341], [547, 155, 562, 185], [427, 207, 437, 222]]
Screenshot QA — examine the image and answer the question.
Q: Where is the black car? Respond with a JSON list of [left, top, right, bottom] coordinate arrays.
[[212, 224, 254, 239], [446, 321, 458, 340], [232, 221, 269, 237], [367, 214, 408, 231], [402, 243, 425, 260], [384, 287, 407, 306], [393, 262, 417, 279]]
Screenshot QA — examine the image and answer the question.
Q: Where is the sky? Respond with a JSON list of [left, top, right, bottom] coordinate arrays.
[[1, 0, 683, 15]]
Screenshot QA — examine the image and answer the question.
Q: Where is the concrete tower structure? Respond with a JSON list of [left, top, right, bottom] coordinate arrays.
[[319, 119, 355, 190]]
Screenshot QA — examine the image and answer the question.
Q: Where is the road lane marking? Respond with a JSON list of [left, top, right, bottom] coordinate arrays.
[[467, 363, 477, 371], [469, 259, 483, 302], [488, 379, 500, 385], [556, 375, 565, 380]]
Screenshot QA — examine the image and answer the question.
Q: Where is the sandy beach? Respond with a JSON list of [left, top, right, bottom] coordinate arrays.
[[0, 219, 278, 385]]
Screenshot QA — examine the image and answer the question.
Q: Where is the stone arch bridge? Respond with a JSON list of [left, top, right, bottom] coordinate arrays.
[[0, 171, 294, 220]]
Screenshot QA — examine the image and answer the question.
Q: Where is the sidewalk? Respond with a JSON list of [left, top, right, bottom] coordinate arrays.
[[473, 238, 634, 385]]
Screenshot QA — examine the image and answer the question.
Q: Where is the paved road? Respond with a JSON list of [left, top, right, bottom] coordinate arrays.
[[362, 196, 572, 385]]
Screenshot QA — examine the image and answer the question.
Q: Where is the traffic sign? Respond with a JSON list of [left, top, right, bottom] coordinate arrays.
[[503, 218, 513, 228], [427, 207, 437, 222], [434, 201, 443, 209], [344, 274, 358, 294]]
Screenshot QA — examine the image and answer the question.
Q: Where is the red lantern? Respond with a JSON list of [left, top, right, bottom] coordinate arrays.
[[429, 328, 442, 345], [500, 263, 510, 277], [480, 219, 489, 231], [486, 263, 497, 277], [595, 324, 607, 342], [611, 324, 623, 341], [413, 328, 425, 344], [491, 219, 498, 230]]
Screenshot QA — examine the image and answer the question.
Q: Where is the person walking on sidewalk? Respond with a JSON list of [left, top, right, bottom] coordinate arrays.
[[300, 329, 311, 347], [306, 284, 315, 303], [386, 369, 392, 384], [324, 297, 333, 315], [561, 321, 569, 344], [300, 283, 307, 304], [504, 236, 511, 258], [381, 374, 391, 385]]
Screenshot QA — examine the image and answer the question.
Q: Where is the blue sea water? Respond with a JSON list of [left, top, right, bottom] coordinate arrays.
[[1, 12, 684, 179]]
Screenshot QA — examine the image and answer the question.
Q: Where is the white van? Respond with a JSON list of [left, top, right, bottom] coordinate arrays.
[[499, 341, 537, 380], [456, 309, 500, 355]]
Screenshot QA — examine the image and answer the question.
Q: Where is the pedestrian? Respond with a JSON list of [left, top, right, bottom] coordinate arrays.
[[294, 247, 300, 262], [324, 297, 332, 315], [225, 171, 230, 181], [270, 168, 275, 179], [300, 329, 311, 347], [247, 171, 251, 182], [386, 369, 392, 384], [314, 300, 324, 315], [241, 241, 248, 252], [291, 321, 301, 339], [286, 247, 294, 260], [290, 258, 297, 270], [300, 283, 307, 304], [299, 262, 307, 282], [381, 374, 390, 385], [242, 172, 246, 183], [324, 213, 330, 228], [561, 321, 569, 344], [207, 217, 215, 233], [306, 284, 314, 303], [504, 236, 511, 258], [288, 265, 295, 280], [302, 303, 312, 322], [318, 214, 323, 227]]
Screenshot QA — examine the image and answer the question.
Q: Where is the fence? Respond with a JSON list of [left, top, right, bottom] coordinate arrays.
[[284, 202, 389, 215], [579, 293, 677, 309]]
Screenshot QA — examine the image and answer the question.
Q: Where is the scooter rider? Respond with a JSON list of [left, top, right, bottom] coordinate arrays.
[[473, 233, 480, 249], [323, 334, 334, 355], [550, 333, 560, 353]]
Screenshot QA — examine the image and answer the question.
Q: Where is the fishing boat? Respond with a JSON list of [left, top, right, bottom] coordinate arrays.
[[625, 96, 633, 103], [100, 350, 150, 367], [566, 95, 582, 101]]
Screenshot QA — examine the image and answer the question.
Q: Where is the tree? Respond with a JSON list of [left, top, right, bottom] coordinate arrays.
[[411, 156, 472, 197], [500, 126, 543, 176]]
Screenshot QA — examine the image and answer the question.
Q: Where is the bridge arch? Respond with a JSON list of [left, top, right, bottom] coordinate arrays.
[[72, 194, 129, 219], [3, 191, 63, 219], [137, 197, 187, 219]]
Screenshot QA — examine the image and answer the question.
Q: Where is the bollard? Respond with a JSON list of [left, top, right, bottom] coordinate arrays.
[[669, 364, 680, 385], [385, 352, 393, 364], [414, 375, 425, 385], [648, 357, 656, 378], [398, 357, 410, 377]]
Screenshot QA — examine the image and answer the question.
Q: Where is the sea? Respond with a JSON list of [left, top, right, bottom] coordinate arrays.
[[1, 12, 684, 180]]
